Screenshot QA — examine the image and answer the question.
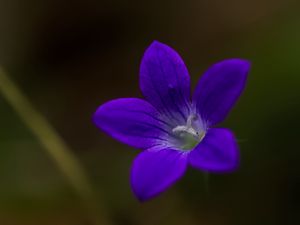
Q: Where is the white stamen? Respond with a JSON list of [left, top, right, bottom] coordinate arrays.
[[186, 114, 195, 127], [172, 115, 200, 139]]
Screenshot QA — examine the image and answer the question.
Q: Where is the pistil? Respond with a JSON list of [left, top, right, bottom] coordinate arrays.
[[172, 115, 206, 150]]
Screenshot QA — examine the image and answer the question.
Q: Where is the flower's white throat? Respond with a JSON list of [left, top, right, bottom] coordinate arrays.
[[172, 115, 205, 142]]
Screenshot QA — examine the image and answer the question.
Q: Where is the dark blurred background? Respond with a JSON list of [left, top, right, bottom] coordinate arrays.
[[0, 0, 299, 224]]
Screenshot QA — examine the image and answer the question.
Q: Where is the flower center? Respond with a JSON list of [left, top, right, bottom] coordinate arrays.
[[172, 115, 205, 150]]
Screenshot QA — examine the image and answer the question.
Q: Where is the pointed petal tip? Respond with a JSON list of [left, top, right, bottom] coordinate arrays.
[[92, 105, 106, 130], [92, 104, 103, 127], [130, 149, 188, 202], [223, 58, 251, 72], [130, 171, 160, 202], [131, 187, 156, 202], [149, 40, 164, 46], [146, 40, 172, 52]]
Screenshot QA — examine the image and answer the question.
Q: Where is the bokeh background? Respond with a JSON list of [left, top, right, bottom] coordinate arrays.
[[0, 0, 299, 224]]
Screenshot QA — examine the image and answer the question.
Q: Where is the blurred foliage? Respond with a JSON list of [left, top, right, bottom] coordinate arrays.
[[0, 0, 299, 224]]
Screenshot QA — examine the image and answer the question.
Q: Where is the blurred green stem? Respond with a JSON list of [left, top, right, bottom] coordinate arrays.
[[0, 68, 111, 225]]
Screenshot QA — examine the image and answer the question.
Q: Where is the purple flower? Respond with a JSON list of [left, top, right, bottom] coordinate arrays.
[[93, 41, 251, 201]]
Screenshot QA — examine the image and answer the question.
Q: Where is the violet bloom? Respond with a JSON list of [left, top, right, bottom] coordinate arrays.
[[93, 41, 250, 201]]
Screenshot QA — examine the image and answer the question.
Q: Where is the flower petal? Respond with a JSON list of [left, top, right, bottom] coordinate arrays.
[[193, 59, 250, 125], [130, 148, 188, 201], [93, 98, 170, 149], [139, 41, 191, 123], [189, 128, 239, 173]]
